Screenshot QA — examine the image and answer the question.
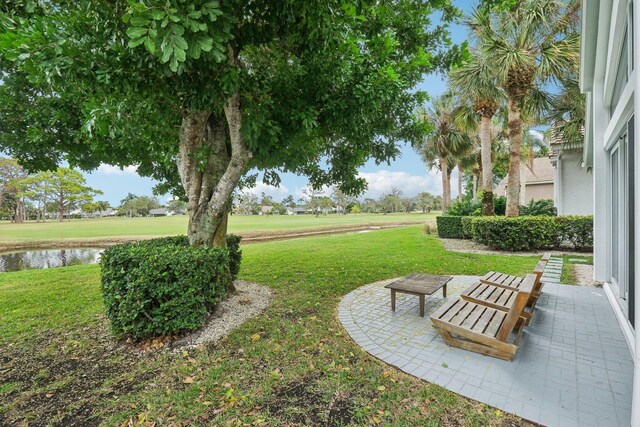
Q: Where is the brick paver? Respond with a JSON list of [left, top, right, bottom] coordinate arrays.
[[338, 276, 633, 427]]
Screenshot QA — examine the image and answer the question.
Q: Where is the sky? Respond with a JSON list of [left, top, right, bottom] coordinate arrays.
[[80, 1, 476, 207]]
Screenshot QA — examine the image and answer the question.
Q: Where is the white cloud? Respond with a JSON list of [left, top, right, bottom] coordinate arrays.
[[529, 129, 544, 142], [97, 164, 138, 175], [358, 170, 443, 199], [243, 181, 289, 201]]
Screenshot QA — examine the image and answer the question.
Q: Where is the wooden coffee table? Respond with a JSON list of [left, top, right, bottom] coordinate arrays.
[[384, 273, 452, 317]]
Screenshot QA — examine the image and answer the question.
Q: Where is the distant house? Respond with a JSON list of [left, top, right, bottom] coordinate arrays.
[[549, 136, 593, 215], [148, 208, 168, 217], [286, 207, 306, 215], [259, 206, 274, 215], [97, 208, 116, 217], [494, 157, 554, 204]]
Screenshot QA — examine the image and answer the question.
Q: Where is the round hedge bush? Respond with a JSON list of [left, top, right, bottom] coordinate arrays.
[[100, 235, 242, 340]]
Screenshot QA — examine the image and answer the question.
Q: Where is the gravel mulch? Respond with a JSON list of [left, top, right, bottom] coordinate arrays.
[[172, 280, 274, 350], [572, 263, 601, 287], [440, 238, 593, 257]]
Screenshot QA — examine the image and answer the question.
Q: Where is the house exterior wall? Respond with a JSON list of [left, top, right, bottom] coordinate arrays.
[[524, 183, 554, 203], [554, 150, 594, 215], [582, 0, 638, 424]]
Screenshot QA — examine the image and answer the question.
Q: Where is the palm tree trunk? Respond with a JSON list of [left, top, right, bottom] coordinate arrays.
[[505, 99, 522, 216], [457, 164, 463, 201], [440, 157, 451, 210], [480, 115, 495, 215], [472, 172, 478, 200]]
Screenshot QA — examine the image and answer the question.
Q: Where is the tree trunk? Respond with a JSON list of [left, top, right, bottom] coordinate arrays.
[[480, 115, 495, 216], [440, 157, 451, 211], [505, 98, 522, 216], [457, 164, 463, 201], [472, 173, 478, 200], [176, 94, 253, 292], [58, 191, 65, 221], [14, 196, 24, 223]]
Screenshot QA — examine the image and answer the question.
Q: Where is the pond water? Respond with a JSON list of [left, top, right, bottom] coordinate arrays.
[[0, 248, 104, 273]]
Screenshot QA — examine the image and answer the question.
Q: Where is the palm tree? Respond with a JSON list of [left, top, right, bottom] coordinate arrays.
[[546, 74, 585, 148], [470, 0, 580, 215], [449, 49, 504, 215], [417, 95, 473, 210]]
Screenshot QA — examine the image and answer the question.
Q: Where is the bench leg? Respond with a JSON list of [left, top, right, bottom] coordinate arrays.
[[419, 294, 425, 317], [391, 289, 396, 312]]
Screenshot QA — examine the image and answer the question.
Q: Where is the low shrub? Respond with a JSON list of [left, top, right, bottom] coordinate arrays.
[[519, 199, 557, 216], [493, 196, 507, 216], [423, 221, 438, 235], [461, 216, 474, 239], [436, 216, 464, 239], [100, 234, 243, 340], [471, 216, 593, 251], [446, 199, 481, 216]]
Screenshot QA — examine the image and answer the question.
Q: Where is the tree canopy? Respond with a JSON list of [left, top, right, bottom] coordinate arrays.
[[1, 0, 463, 246]]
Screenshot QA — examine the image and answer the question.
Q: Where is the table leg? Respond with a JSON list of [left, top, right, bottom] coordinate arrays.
[[391, 289, 396, 311], [419, 294, 425, 317], [443, 283, 447, 298]]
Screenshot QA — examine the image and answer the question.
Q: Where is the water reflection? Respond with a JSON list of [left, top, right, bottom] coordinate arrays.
[[0, 248, 103, 273]]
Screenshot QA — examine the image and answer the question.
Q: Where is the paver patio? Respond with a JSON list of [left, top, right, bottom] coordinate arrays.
[[338, 276, 633, 426]]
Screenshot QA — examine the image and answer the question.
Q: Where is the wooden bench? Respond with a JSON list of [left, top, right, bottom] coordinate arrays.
[[430, 274, 536, 361], [475, 253, 551, 312]]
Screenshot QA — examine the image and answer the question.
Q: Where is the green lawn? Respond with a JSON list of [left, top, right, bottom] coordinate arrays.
[[0, 212, 436, 244], [0, 226, 537, 426]]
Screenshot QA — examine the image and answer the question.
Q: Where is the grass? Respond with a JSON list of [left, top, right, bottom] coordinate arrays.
[[0, 212, 436, 244], [560, 255, 593, 285], [0, 226, 538, 426]]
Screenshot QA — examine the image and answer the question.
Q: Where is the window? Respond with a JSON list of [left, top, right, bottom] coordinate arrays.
[[609, 2, 634, 114]]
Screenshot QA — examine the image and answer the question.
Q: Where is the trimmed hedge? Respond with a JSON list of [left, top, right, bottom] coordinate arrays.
[[100, 235, 242, 339], [556, 216, 593, 250], [461, 216, 474, 239], [471, 216, 593, 251], [436, 216, 464, 238]]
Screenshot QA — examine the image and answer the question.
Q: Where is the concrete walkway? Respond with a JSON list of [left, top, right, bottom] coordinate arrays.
[[338, 276, 633, 426]]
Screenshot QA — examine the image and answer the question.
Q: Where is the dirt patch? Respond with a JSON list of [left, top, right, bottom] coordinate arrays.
[[440, 238, 592, 257], [0, 222, 422, 253], [266, 373, 355, 426], [0, 321, 159, 427]]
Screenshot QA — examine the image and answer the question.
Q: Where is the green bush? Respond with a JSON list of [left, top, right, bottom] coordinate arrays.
[[519, 199, 557, 216], [436, 216, 464, 238], [494, 196, 506, 216], [128, 234, 242, 280], [445, 199, 481, 216], [471, 216, 559, 250], [557, 216, 593, 250], [100, 234, 243, 340], [471, 216, 593, 251], [461, 216, 474, 239]]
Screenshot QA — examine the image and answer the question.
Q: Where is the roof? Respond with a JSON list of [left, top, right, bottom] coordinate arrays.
[[495, 157, 555, 194], [149, 208, 168, 215]]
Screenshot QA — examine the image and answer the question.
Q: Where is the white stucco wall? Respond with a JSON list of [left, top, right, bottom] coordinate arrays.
[[554, 150, 594, 215]]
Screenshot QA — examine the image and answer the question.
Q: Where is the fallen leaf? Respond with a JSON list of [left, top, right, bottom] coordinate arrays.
[[250, 334, 261, 343], [183, 377, 195, 384], [377, 385, 386, 391]]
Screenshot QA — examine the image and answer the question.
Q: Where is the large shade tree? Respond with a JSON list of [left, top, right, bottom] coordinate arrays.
[[0, 0, 462, 247], [470, 0, 580, 215]]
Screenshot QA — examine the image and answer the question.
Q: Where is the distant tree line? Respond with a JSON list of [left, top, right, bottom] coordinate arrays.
[[0, 158, 103, 222], [233, 186, 441, 216]]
